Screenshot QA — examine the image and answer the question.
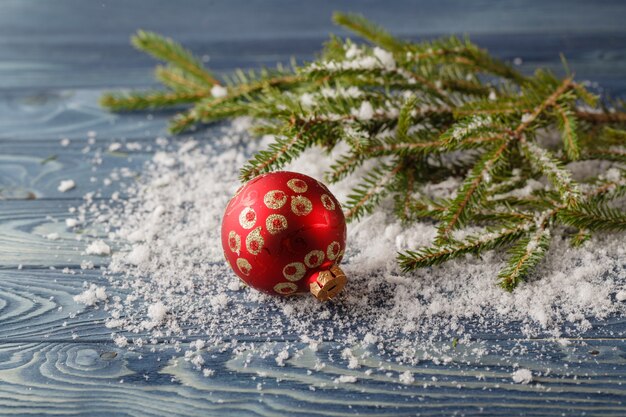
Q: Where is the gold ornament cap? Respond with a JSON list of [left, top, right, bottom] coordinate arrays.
[[309, 265, 347, 301]]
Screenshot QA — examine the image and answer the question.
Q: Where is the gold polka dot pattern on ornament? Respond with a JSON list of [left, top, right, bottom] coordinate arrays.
[[239, 207, 256, 229], [266, 214, 288, 235], [236, 258, 252, 276], [263, 190, 287, 209], [326, 241, 340, 260], [287, 178, 308, 193], [291, 195, 313, 216], [228, 231, 241, 255], [304, 249, 325, 268], [245, 227, 264, 255], [282, 262, 306, 281], [274, 282, 298, 295], [321, 194, 336, 211]]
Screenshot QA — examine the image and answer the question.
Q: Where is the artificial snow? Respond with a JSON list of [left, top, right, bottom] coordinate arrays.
[[65, 218, 79, 228], [73, 284, 108, 306], [71, 119, 626, 376], [354, 101, 374, 120], [511, 369, 533, 384], [334, 375, 357, 384], [147, 302, 168, 323], [85, 240, 111, 256], [399, 370, 415, 385], [58, 179, 76, 192], [211, 85, 228, 98]]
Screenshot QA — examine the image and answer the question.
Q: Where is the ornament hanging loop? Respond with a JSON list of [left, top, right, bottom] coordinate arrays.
[[309, 265, 347, 301]]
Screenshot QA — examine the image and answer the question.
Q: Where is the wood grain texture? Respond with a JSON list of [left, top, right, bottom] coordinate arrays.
[[0, 338, 624, 416], [1, 0, 626, 415]]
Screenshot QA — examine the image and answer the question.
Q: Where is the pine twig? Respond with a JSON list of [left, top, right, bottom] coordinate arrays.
[[101, 13, 626, 291]]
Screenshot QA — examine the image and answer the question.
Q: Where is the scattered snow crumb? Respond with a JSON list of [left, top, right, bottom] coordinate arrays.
[[58, 180, 76, 192], [80, 260, 94, 270], [616, 291, 626, 302], [114, 335, 128, 348], [86, 240, 111, 256], [211, 85, 228, 98], [108, 143, 122, 152], [147, 302, 168, 323], [399, 371, 415, 385], [45, 233, 60, 240], [65, 218, 78, 228], [275, 349, 289, 367], [511, 369, 533, 384], [73, 284, 107, 306], [334, 375, 357, 384], [60, 138, 71, 147], [227, 279, 241, 291], [202, 369, 215, 377]]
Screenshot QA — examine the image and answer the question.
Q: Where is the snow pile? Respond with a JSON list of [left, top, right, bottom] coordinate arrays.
[[75, 119, 626, 375]]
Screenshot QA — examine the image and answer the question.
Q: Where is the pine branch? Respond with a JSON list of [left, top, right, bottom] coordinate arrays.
[[498, 225, 551, 291], [101, 13, 626, 292], [555, 103, 580, 160], [437, 141, 510, 239], [155, 65, 209, 92], [100, 90, 209, 111], [332, 12, 407, 52], [344, 160, 403, 221], [132, 30, 219, 87], [558, 203, 626, 232], [519, 140, 580, 203], [399, 222, 529, 271]]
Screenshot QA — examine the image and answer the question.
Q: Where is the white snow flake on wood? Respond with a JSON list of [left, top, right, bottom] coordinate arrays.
[[334, 375, 357, 384], [85, 240, 111, 256], [399, 371, 415, 385], [58, 179, 76, 192], [511, 369, 533, 384], [73, 284, 108, 306]]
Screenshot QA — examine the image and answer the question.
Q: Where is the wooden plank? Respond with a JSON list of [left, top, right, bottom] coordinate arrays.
[[0, 200, 108, 268], [0, 135, 155, 200], [0, 89, 169, 142], [0, 337, 623, 416]]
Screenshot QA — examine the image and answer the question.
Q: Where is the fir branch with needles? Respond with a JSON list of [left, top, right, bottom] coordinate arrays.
[[101, 12, 626, 291]]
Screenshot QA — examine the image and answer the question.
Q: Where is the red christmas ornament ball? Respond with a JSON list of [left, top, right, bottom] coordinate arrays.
[[221, 171, 347, 301]]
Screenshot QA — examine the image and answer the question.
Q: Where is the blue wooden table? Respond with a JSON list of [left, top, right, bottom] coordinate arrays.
[[1, 1, 625, 415]]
